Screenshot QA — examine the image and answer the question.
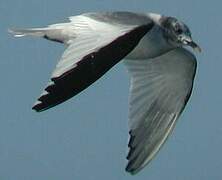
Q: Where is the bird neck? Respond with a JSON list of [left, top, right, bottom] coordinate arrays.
[[147, 13, 164, 26]]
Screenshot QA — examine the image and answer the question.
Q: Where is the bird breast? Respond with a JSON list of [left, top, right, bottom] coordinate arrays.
[[126, 25, 174, 60]]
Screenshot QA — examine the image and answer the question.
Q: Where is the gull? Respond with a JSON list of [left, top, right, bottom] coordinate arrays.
[[9, 12, 201, 174]]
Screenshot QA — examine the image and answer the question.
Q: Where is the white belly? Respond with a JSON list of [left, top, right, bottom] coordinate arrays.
[[127, 25, 173, 59]]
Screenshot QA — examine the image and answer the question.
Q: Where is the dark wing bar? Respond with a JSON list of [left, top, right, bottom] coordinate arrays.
[[32, 23, 153, 112]]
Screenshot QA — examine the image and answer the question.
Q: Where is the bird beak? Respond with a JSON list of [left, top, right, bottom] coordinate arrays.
[[187, 41, 202, 53], [182, 36, 201, 53]]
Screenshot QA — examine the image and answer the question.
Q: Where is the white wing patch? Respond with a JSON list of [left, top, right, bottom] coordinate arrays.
[[51, 15, 136, 78]]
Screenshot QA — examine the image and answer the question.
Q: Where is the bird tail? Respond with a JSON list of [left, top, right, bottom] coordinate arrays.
[[8, 28, 48, 37]]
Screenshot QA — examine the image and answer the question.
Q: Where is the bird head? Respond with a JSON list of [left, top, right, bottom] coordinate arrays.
[[162, 17, 201, 52]]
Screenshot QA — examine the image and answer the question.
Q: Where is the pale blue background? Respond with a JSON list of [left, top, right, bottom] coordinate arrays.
[[1, 0, 221, 179]]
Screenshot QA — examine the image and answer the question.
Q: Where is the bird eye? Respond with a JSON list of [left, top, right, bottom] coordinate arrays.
[[176, 28, 182, 34], [174, 23, 183, 34]]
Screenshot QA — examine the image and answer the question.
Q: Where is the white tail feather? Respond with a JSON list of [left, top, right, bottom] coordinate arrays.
[[8, 27, 69, 44], [8, 28, 47, 37]]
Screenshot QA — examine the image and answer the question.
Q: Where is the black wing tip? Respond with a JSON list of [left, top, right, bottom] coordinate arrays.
[[32, 102, 46, 112], [125, 131, 141, 175], [32, 83, 60, 112], [125, 151, 141, 175], [125, 163, 139, 175], [32, 100, 52, 112], [32, 95, 63, 112], [128, 130, 136, 148]]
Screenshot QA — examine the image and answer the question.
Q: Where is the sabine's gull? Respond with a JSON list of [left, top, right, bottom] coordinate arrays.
[[9, 12, 201, 174]]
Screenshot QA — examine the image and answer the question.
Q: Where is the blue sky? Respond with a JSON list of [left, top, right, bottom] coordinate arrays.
[[1, 0, 222, 179]]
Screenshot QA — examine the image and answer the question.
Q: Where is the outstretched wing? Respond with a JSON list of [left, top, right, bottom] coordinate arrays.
[[33, 14, 154, 112], [124, 48, 197, 174]]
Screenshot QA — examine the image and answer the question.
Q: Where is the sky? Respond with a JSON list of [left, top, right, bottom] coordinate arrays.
[[1, 0, 222, 179]]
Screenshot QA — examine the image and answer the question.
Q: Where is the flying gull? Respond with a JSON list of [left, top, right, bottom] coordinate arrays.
[[9, 12, 201, 174]]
